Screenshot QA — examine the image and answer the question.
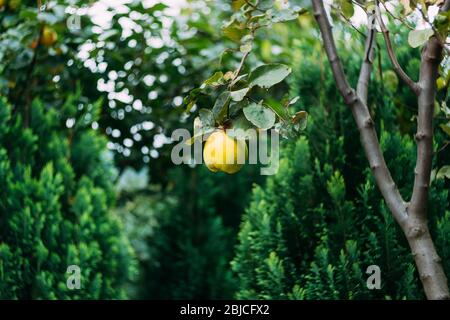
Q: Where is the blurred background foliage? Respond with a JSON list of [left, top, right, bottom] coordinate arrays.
[[0, 0, 449, 299]]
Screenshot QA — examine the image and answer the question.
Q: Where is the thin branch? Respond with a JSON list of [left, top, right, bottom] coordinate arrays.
[[379, 0, 415, 30], [311, 0, 408, 226], [375, 2, 421, 95], [232, 51, 249, 82], [339, 12, 365, 38], [357, 26, 376, 105], [376, 41, 385, 96], [409, 37, 440, 218], [436, 140, 450, 154]]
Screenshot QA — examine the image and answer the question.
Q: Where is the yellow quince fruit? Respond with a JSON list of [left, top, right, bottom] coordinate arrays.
[[203, 130, 247, 174]]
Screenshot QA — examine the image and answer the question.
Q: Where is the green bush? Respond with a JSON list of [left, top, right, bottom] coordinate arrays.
[[231, 38, 450, 299], [114, 163, 263, 299], [0, 97, 135, 299], [232, 114, 450, 300]]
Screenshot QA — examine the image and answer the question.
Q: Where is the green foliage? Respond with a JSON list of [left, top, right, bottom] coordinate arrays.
[[114, 164, 264, 299], [233, 115, 450, 300], [0, 96, 135, 299], [248, 64, 292, 89], [185, 1, 308, 146], [231, 32, 450, 299]]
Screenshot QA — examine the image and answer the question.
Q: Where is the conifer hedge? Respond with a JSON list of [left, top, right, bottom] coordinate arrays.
[[0, 97, 135, 299]]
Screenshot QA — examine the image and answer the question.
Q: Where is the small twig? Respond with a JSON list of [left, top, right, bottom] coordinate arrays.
[[339, 12, 365, 38], [376, 41, 385, 96], [379, 0, 415, 30], [436, 140, 450, 154], [375, 1, 420, 95], [231, 9, 257, 83], [233, 51, 250, 81]]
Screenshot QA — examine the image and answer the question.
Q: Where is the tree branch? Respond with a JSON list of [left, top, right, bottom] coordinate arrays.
[[409, 37, 441, 218], [311, 0, 408, 227], [375, 2, 420, 95], [357, 27, 375, 105], [233, 51, 249, 82], [410, 1, 450, 218], [442, 0, 450, 13]]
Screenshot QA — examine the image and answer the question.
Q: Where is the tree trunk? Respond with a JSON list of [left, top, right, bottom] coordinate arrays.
[[404, 218, 449, 299], [311, 0, 450, 299], [407, 32, 449, 301]]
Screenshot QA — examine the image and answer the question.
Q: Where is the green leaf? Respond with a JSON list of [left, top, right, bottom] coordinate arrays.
[[275, 122, 299, 139], [408, 28, 434, 48], [212, 92, 231, 122], [186, 100, 196, 113], [258, 0, 275, 10], [37, 12, 60, 24], [229, 99, 248, 117], [265, 99, 289, 120], [230, 88, 250, 102], [186, 116, 215, 145], [291, 111, 308, 130], [243, 102, 276, 129], [434, 101, 441, 117], [204, 71, 224, 86], [186, 126, 215, 146], [440, 122, 450, 136], [241, 34, 254, 43], [240, 43, 253, 53], [271, 9, 300, 23], [435, 12, 450, 34], [19, 9, 38, 20], [184, 88, 203, 112], [441, 103, 450, 117], [248, 63, 292, 89], [199, 108, 215, 128], [230, 73, 248, 87], [339, 0, 354, 19], [228, 114, 254, 139], [240, 34, 253, 53], [148, 3, 169, 12], [436, 166, 450, 179], [223, 23, 247, 43], [288, 96, 300, 106], [231, 0, 246, 11]]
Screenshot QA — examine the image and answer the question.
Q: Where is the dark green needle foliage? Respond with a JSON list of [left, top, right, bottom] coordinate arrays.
[[0, 96, 135, 299], [129, 164, 263, 300]]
